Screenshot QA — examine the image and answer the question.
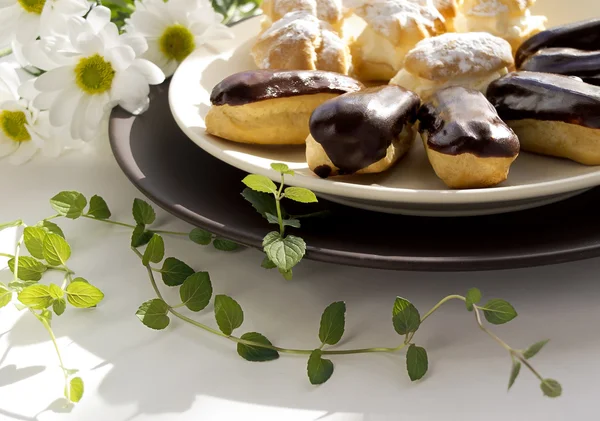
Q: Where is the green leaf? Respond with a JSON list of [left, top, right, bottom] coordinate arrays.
[[392, 297, 421, 335], [53, 298, 66, 316], [161, 257, 194, 286], [132, 198, 156, 225], [9, 280, 39, 290], [43, 233, 71, 266], [508, 360, 521, 390], [307, 349, 334, 385], [131, 224, 153, 248], [482, 299, 518, 325], [39, 308, 52, 325], [541, 379, 562, 398], [465, 287, 481, 312], [261, 256, 277, 269], [279, 268, 293, 280], [263, 232, 306, 271], [241, 188, 278, 218], [523, 339, 550, 359], [0, 219, 22, 231], [406, 344, 428, 381], [38, 220, 65, 238], [87, 195, 111, 219], [284, 187, 318, 203], [65, 281, 104, 308], [180, 272, 212, 311], [237, 332, 280, 362], [270, 163, 294, 175], [17, 285, 53, 309], [242, 174, 278, 194], [8, 256, 47, 281], [214, 294, 244, 335], [189, 228, 212, 245], [50, 191, 87, 219], [49, 283, 63, 299], [318, 301, 346, 345], [0, 283, 12, 308], [142, 234, 164, 265], [136, 299, 170, 330], [265, 213, 300, 228], [69, 377, 84, 403], [213, 238, 240, 251], [23, 227, 47, 259]]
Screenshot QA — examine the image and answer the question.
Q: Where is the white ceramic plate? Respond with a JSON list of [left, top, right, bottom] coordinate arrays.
[[169, 0, 600, 216]]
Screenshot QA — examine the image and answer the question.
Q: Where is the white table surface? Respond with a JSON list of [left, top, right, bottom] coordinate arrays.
[[0, 148, 599, 421]]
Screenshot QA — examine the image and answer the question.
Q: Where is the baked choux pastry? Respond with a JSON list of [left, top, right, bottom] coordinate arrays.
[[456, 0, 546, 52], [487, 71, 600, 165], [306, 85, 420, 178], [519, 48, 600, 86], [390, 32, 514, 100], [260, 0, 347, 34], [431, 0, 459, 31], [418, 86, 520, 189], [251, 11, 352, 75], [515, 18, 600, 67], [206, 70, 364, 145], [350, 0, 446, 81]]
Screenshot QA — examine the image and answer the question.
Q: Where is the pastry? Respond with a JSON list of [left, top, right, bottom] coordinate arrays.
[[306, 85, 420, 177], [251, 11, 351, 75], [205, 70, 364, 145], [487, 71, 600, 165], [418, 86, 520, 189], [456, 0, 546, 52], [431, 0, 459, 31], [515, 18, 600, 67], [519, 48, 600, 86], [350, 0, 446, 81], [260, 0, 347, 34], [390, 32, 513, 100]]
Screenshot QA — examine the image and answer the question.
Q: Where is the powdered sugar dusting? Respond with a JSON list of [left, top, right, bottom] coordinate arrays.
[[319, 28, 347, 67], [271, 0, 343, 23], [467, 0, 508, 16], [258, 11, 322, 42]]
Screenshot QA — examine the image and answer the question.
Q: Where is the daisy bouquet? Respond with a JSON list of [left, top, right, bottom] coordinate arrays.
[[0, 0, 259, 163]]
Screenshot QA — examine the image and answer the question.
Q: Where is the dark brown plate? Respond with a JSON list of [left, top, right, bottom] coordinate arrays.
[[108, 81, 600, 271]]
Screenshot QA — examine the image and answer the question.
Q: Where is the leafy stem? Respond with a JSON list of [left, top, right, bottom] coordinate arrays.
[[0, 252, 14, 258], [81, 215, 187, 236], [275, 173, 286, 236], [34, 310, 70, 399]]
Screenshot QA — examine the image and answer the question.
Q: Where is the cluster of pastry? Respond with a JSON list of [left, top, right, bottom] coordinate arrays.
[[250, 0, 547, 85]]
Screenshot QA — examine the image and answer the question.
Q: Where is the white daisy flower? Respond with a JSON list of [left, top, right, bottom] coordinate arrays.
[[0, 0, 90, 49], [124, 0, 233, 77], [0, 64, 61, 164], [31, 6, 165, 142]]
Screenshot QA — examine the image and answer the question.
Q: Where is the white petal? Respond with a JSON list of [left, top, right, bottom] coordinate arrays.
[[105, 45, 135, 72], [162, 59, 179, 78], [0, 0, 17, 7], [21, 40, 56, 71], [1, 100, 24, 112], [15, 12, 40, 44], [75, 32, 103, 56], [0, 5, 20, 48], [0, 139, 18, 157], [0, 63, 20, 99], [70, 93, 89, 141], [84, 91, 109, 130], [111, 68, 150, 115], [27, 124, 45, 147], [49, 86, 81, 127], [32, 90, 60, 110], [86, 5, 111, 33], [120, 33, 148, 56], [34, 65, 75, 92], [127, 10, 166, 36], [17, 79, 38, 101], [100, 22, 120, 48], [8, 141, 38, 165], [131, 59, 165, 85]]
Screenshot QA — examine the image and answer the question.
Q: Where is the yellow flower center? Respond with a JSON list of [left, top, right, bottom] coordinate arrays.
[[159, 24, 196, 62], [18, 0, 45, 14], [0, 110, 31, 142], [74, 54, 115, 95]]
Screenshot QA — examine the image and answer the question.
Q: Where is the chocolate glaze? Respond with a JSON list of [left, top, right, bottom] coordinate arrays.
[[515, 18, 600, 68], [309, 85, 420, 175], [520, 48, 600, 86], [210, 70, 364, 106], [486, 71, 600, 129], [418, 87, 519, 158]]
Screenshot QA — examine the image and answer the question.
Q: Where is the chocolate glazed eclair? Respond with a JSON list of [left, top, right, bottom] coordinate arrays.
[[520, 48, 600, 86], [205, 70, 364, 145], [306, 85, 420, 178], [418, 86, 519, 189], [487, 71, 600, 165], [515, 18, 600, 68]]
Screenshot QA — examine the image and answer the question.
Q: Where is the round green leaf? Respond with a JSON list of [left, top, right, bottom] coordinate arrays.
[[242, 174, 277, 194], [392, 297, 421, 335], [284, 187, 318, 203], [213, 238, 240, 251], [142, 234, 164, 265], [180, 272, 212, 311], [43, 233, 71, 266], [38, 220, 65, 238], [49, 283, 64, 299], [0, 283, 13, 308], [136, 299, 170, 330], [17, 285, 53, 309], [482, 299, 518, 325], [270, 163, 293, 175], [189, 228, 212, 245], [262, 232, 306, 271], [23, 227, 47, 259], [307, 349, 334, 385], [161, 257, 194, 286], [214, 294, 244, 336], [241, 188, 278, 218], [318, 301, 346, 345], [53, 298, 66, 316], [8, 256, 47, 281], [406, 344, 428, 381], [87, 195, 111, 219], [69, 377, 84, 403], [131, 224, 153, 248], [465, 287, 481, 311], [261, 256, 277, 269], [50, 191, 87, 219], [65, 281, 104, 308], [132, 198, 156, 225], [541, 379, 562, 398], [237, 332, 280, 362]]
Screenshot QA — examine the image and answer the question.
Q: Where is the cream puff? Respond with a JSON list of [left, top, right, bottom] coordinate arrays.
[[206, 70, 364, 145], [306, 85, 420, 177], [260, 0, 347, 34], [390, 32, 514, 100], [418, 86, 520, 189], [487, 71, 600, 165]]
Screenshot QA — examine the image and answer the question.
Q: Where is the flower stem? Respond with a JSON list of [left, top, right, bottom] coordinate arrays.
[[275, 174, 286, 236], [0, 253, 14, 258], [12, 233, 24, 284]]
